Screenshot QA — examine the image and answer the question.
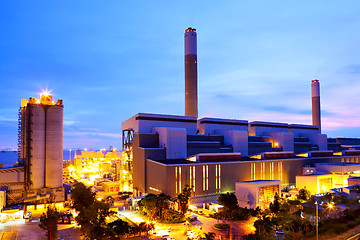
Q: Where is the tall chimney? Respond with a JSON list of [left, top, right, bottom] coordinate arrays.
[[311, 79, 321, 133], [184, 27, 198, 118]]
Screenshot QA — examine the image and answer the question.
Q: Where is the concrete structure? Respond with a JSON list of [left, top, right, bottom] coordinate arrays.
[[348, 177, 360, 186], [311, 80, 321, 133], [0, 92, 65, 205], [185, 27, 198, 118], [0, 167, 25, 203], [312, 162, 360, 188], [19, 92, 64, 191], [102, 181, 122, 193], [122, 112, 360, 203], [235, 180, 281, 209], [296, 173, 334, 195]]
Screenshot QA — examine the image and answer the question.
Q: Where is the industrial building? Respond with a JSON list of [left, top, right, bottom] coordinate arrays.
[[0, 92, 64, 205], [122, 113, 360, 203], [121, 28, 360, 205], [235, 180, 281, 209], [296, 173, 334, 195], [68, 148, 130, 190]]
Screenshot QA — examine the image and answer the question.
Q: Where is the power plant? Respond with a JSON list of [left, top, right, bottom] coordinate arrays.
[[184, 27, 198, 118], [121, 27, 360, 204], [0, 92, 65, 205]]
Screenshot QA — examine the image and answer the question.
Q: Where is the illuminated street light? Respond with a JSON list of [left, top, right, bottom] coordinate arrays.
[[315, 201, 319, 240]]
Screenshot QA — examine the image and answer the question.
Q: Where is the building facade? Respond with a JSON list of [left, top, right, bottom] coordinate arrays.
[[122, 113, 360, 203]]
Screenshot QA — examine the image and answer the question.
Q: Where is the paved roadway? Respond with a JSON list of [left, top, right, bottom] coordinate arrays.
[[1, 218, 82, 240], [151, 212, 255, 240]]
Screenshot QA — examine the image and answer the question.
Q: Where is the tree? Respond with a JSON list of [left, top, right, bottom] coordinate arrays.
[[270, 192, 280, 214], [217, 192, 238, 210], [253, 216, 274, 240], [39, 206, 58, 240], [71, 182, 96, 212], [298, 187, 311, 201], [71, 182, 114, 240], [178, 184, 193, 215], [201, 232, 216, 240], [108, 219, 131, 239], [138, 193, 178, 221]]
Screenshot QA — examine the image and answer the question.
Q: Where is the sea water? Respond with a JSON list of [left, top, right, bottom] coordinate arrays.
[[0, 150, 75, 167]]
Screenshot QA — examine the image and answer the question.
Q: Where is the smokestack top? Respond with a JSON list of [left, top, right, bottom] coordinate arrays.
[[184, 27, 197, 56], [311, 79, 320, 97], [185, 27, 196, 32]]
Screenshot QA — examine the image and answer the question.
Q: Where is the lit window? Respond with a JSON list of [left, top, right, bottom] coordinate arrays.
[[215, 165, 218, 190], [192, 166, 196, 192], [206, 165, 209, 191], [203, 166, 205, 191], [179, 167, 182, 192], [218, 165, 221, 192], [175, 167, 178, 194]]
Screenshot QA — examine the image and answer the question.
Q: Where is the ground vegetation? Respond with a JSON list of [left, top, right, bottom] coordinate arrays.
[[210, 193, 260, 221], [38, 206, 58, 240]]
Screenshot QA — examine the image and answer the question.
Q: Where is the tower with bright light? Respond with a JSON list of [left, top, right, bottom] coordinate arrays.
[[19, 90, 64, 202], [184, 27, 198, 118]]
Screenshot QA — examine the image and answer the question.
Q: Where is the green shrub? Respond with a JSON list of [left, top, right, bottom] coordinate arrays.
[[160, 209, 185, 223], [214, 223, 230, 230], [210, 207, 251, 221], [347, 222, 356, 229], [321, 224, 348, 235]]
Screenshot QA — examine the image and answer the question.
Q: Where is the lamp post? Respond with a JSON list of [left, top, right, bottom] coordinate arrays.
[[315, 201, 319, 240]]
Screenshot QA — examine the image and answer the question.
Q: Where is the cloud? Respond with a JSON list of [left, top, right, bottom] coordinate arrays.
[[64, 131, 121, 138], [0, 116, 17, 123], [63, 120, 75, 126], [339, 65, 360, 75]]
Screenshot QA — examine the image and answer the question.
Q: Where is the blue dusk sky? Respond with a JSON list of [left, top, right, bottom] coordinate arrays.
[[1, 1, 360, 150]]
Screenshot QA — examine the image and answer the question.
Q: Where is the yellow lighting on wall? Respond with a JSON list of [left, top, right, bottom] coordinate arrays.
[[297, 153, 309, 157], [250, 154, 262, 160]]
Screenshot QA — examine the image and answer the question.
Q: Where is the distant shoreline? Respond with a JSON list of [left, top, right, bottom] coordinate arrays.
[[0, 150, 75, 165]]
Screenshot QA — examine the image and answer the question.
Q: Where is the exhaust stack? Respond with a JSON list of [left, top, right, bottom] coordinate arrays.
[[311, 80, 321, 133], [184, 27, 198, 118]]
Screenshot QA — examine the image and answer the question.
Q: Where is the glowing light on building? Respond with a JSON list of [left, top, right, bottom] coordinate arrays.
[[175, 167, 178, 194]]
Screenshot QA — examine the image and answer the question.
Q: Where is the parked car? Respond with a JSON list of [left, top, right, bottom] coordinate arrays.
[[187, 215, 197, 222], [184, 230, 196, 236], [162, 237, 175, 240], [120, 194, 129, 200]]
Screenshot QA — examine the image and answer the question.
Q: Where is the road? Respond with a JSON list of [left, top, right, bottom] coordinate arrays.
[[1, 217, 82, 240], [149, 212, 255, 240]]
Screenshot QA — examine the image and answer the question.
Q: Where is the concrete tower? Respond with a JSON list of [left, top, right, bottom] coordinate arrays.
[[185, 27, 198, 118], [311, 80, 321, 133], [19, 91, 64, 201]]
